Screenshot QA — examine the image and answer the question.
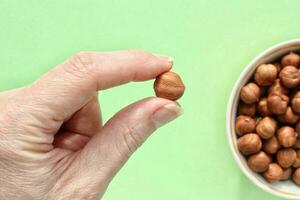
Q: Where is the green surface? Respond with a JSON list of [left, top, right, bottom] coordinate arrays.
[[0, 0, 299, 199]]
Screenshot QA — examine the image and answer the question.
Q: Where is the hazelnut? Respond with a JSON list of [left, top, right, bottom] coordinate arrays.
[[240, 83, 260, 104], [235, 115, 256, 136], [263, 163, 283, 182], [237, 133, 262, 155], [292, 92, 300, 114], [247, 151, 271, 172], [267, 93, 289, 115], [277, 126, 297, 148], [263, 136, 280, 154], [276, 148, 297, 168], [254, 64, 277, 86], [268, 79, 288, 95], [281, 168, 292, 180], [293, 150, 300, 168], [294, 138, 300, 149], [279, 66, 300, 88], [256, 117, 277, 139], [257, 98, 272, 116], [277, 107, 300, 125], [281, 52, 300, 68], [154, 71, 185, 101], [293, 168, 300, 185], [238, 103, 256, 117]]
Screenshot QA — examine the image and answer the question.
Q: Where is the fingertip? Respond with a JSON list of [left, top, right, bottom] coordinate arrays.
[[154, 54, 174, 68], [133, 54, 173, 82]]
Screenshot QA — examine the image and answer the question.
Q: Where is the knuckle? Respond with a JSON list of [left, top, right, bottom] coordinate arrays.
[[65, 52, 95, 78], [118, 122, 143, 157]]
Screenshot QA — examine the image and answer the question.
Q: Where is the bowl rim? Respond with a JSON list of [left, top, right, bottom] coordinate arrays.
[[226, 38, 300, 199]]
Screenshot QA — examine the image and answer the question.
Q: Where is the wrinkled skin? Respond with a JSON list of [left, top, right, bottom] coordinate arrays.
[[0, 50, 182, 200]]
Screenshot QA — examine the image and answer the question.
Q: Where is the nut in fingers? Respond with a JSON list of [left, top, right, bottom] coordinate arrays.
[[154, 71, 185, 101]]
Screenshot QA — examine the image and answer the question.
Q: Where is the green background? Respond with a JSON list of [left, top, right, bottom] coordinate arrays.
[[0, 0, 299, 199]]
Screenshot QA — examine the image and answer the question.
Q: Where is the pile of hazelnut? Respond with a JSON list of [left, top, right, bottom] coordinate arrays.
[[236, 52, 300, 184]]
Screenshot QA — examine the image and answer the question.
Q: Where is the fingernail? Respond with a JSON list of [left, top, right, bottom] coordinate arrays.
[[151, 103, 183, 128], [154, 54, 174, 65]]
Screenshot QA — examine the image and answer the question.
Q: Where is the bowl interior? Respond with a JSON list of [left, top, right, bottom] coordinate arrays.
[[228, 39, 300, 199]]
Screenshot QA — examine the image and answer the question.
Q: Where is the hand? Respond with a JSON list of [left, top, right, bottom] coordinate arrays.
[[0, 50, 182, 200]]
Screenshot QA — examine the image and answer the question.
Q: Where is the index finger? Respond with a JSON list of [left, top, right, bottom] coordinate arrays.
[[23, 50, 173, 122]]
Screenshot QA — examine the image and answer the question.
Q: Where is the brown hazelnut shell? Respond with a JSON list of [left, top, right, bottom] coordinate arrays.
[[237, 133, 262, 156], [256, 117, 277, 139], [154, 71, 185, 101], [281, 52, 300, 68], [254, 64, 277, 86], [277, 126, 297, 148], [263, 136, 280, 154], [267, 94, 289, 115], [292, 92, 300, 114], [235, 115, 256, 136], [263, 163, 283, 182], [293, 168, 300, 185], [247, 151, 271, 172], [257, 98, 273, 116], [276, 148, 297, 168], [268, 79, 288, 96], [238, 103, 256, 117], [279, 66, 300, 88], [293, 150, 300, 168], [277, 106, 300, 125], [240, 83, 261, 104]]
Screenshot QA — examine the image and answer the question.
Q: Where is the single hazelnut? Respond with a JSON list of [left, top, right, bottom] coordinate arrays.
[[263, 163, 283, 182], [293, 168, 300, 185], [279, 66, 300, 88], [267, 93, 289, 115], [294, 138, 300, 149], [240, 83, 261, 104], [281, 168, 292, 180], [277, 126, 297, 148], [281, 52, 300, 68], [237, 133, 262, 156], [257, 98, 272, 116], [154, 71, 185, 101], [238, 103, 256, 117], [254, 64, 277, 86], [296, 121, 300, 136], [276, 148, 297, 168], [256, 117, 277, 139], [277, 107, 300, 125], [273, 62, 282, 72], [292, 92, 300, 114], [268, 79, 288, 96], [235, 115, 256, 136], [293, 150, 300, 168], [247, 151, 271, 172], [263, 136, 280, 154]]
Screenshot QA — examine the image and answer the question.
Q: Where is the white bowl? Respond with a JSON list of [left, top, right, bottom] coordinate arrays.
[[227, 39, 300, 199]]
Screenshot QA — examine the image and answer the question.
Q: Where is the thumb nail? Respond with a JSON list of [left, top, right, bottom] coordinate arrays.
[[154, 54, 174, 65], [151, 103, 183, 128]]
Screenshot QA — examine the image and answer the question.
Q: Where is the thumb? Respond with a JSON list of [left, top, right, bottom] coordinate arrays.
[[67, 98, 182, 196]]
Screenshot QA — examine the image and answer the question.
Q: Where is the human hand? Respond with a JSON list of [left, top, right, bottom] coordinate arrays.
[[0, 51, 182, 200]]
